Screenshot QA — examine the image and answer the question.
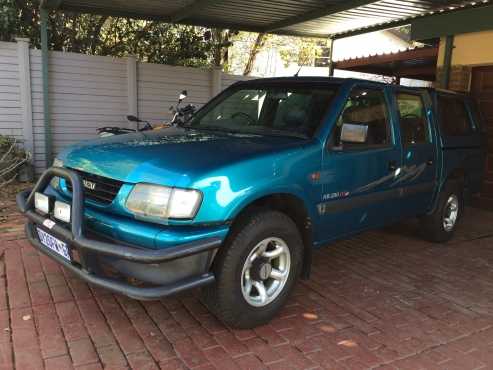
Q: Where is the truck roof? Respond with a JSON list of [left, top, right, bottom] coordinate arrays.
[[233, 77, 467, 96]]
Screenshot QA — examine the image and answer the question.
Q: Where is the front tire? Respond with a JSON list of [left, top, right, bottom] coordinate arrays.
[[203, 210, 303, 329], [420, 182, 464, 243]]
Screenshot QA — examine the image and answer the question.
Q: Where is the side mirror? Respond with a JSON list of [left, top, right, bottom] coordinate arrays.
[[126, 115, 139, 122], [179, 90, 188, 102], [340, 123, 368, 143]]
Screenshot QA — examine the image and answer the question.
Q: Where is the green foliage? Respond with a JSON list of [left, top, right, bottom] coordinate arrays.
[[276, 36, 323, 67], [230, 32, 326, 75], [97, 19, 215, 67], [1, 0, 39, 43], [0, 1, 222, 67]]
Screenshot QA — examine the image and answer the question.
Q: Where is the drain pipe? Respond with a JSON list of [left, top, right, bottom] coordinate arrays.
[[39, 0, 62, 166], [40, 7, 53, 167]]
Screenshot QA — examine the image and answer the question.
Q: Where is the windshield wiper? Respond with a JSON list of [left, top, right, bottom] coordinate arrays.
[[245, 128, 309, 139], [185, 125, 245, 134], [183, 125, 308, 139]]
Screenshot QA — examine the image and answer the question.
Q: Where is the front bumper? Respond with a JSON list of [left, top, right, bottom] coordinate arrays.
[[16, 167, 221, 300]]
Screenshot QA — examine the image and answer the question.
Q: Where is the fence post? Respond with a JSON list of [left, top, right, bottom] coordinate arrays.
[[16, 38, 34, 157], [211, 67, 222, 98], [127, 56, 138, 125]]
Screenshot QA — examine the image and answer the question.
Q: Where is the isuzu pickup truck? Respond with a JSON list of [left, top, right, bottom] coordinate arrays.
[[17, 78, 486, 328]]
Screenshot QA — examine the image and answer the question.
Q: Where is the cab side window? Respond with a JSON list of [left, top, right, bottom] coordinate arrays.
[[396, 93, 429, 146], [331, 88, 391, 150], [437, 95, 474, 136]]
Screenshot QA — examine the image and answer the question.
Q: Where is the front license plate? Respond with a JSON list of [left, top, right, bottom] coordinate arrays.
[[36, 227, 71, 261]]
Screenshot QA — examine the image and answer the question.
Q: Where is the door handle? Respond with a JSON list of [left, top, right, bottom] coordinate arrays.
[[388, 161, 397, 172], [427, 159, 434, 166]]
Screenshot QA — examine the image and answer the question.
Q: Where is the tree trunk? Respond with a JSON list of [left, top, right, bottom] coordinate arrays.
[[243, 33, 266, 76], [90, 16, 109, 54], [212, 29, 223, 67]]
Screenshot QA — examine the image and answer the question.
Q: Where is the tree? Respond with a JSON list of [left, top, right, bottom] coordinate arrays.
[[204, 29, 238, 69], [229, 32, 325, 76], [243, 33, 267, 76], [276, 36, 323, 67], [99, 19, 215, 67], [0, 1, 230, 68], [1, 0, 110, 53]]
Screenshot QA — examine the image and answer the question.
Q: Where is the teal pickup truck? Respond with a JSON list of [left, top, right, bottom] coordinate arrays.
[[17, 78, 486, 328]]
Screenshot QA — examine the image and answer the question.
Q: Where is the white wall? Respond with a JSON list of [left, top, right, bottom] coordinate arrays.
[[138, 63, 213, 124], [29, 50, 129, 171], [0, 42, 22, 139], [0, 40, 249, 172]]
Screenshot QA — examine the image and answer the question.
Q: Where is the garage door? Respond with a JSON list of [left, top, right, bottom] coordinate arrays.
[[471, 66, 493, 207]]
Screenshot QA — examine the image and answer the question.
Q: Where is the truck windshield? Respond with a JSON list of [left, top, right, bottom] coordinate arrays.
[[186, 85, 339, 138]]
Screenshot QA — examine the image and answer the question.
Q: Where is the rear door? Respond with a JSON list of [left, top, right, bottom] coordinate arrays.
[[435, 92, 484, 195], [393, 89, 438, 215]]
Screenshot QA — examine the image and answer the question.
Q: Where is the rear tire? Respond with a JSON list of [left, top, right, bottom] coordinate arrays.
[[420, 182, 463, 243], [202, 210, 303, 329]]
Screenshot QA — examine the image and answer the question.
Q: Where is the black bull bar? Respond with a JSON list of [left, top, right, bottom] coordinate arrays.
[[16, 167, 221, 299]]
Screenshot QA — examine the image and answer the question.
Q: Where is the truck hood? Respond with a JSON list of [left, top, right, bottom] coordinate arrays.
[[59, 127, 306, 185]]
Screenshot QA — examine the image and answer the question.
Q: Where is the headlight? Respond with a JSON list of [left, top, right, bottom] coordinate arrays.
[[34, 192, 52, 214], [126, 184, 202, 220], [54, 201, 71, 223], [50, 158, 64, 189]]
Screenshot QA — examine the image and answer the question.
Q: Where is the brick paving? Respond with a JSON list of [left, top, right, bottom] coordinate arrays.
[[1, 197, 493, 369]]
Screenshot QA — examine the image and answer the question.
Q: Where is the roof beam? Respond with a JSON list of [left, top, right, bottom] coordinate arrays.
[[333, 46, 438, 69], [411, 4, 493, 40], [396, 65, 436, 77], [330, 2, 492, 40], [264, 0, 378, 33], [330, 17, 413, 40], [40, 0, 62, 9], [168, 0, 224, 23]]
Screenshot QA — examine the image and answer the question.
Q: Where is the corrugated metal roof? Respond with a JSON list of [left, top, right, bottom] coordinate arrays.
[[333, 45, 438, 80], [329, 0, 491, 38], [42, 0, 486, 38]]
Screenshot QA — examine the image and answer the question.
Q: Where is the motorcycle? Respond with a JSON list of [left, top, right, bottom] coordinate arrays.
[[168, 90, 196, 126], [97, 90, 196, 137]]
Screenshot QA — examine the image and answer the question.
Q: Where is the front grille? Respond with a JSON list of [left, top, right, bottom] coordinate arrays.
[[66, 168, 123, 205]]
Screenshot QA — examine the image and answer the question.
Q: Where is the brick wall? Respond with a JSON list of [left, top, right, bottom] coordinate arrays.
[[435, 65, 472, 91]]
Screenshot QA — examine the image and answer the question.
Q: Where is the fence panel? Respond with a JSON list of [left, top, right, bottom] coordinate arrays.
[[0, 41, 251, 172], [30, 50, 128, 170], [138, 63, 212, 124], [0, 42, 22, 140]]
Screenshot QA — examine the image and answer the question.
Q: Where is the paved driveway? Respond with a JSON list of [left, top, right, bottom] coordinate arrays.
[[1, 203, 493, 370]]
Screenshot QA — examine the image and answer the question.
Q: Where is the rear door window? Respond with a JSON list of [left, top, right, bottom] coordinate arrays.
[[437, 95, 475, 136], [396, 93, 430, 146]]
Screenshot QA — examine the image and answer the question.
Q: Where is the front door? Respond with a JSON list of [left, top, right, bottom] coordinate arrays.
[[393, 90, 438, 216], [318, 85, 402, 243]]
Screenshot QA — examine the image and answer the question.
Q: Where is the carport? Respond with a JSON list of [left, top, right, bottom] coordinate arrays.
[[38, 0, 488, 164], [4, 2, 493, 369]]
